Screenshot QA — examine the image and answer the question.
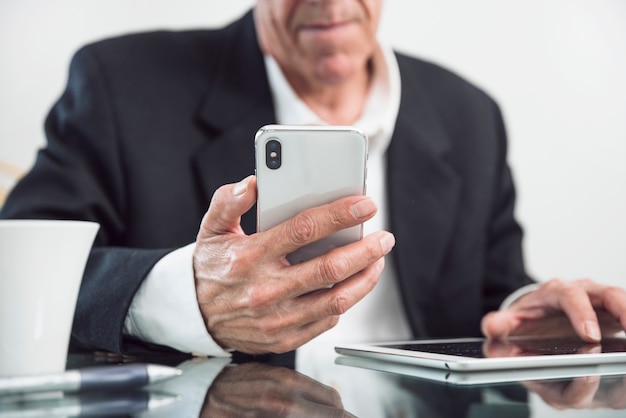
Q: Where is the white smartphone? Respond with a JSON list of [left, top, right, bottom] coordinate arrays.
[[255, 125, 368, 264]]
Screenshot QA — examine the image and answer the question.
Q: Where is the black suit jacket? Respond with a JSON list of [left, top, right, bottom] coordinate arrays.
[[1, 11, 533, 353]]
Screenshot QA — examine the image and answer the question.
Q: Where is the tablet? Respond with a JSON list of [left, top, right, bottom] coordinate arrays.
[[335, 355, 626, 386], [335, 336, 626, 372]]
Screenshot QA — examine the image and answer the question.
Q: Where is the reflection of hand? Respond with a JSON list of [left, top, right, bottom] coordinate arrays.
[[482, 279, 626, 343], [192, 176, 395, 354], [201, 363, 355, 418], [482, 337, 602, 358], [482, 340, 626, 410], [523, 376, 626, 410]]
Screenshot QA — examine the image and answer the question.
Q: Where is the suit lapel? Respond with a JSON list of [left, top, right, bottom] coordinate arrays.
[[388, 55, 461, 335], [191, 11, 275, 234]]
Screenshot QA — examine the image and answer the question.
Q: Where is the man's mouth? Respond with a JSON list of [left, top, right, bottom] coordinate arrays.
[[298, 20, 354, 34]]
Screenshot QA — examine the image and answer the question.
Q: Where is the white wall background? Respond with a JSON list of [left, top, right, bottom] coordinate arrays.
[[1, 0, 625, 286]]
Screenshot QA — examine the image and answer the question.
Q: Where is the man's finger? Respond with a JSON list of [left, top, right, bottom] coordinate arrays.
[[597, 286, 626, 331], [296, 257, 386, 321], [197, 175, 257, 238], [262, 196, 378, 257], [283, 230, 394, 296], [481, 310, 520, 340], [555, 284, 601, 342]]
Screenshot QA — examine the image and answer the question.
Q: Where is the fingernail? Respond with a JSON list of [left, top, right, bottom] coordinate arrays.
[[585, 320, 601, 341], [380, 232, 395, 253], [351, 198, 376, 218], [233, 176, 250, 196]]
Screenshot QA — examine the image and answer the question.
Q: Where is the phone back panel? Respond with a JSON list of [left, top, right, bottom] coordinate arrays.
[[255, 125, 368, 264]]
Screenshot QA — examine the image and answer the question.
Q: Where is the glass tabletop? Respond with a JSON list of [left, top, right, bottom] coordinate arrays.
[[1, 350, 625, 417]]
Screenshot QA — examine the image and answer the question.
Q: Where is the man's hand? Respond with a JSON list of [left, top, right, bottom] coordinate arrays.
[[192, 175, 395, 354], [482, 278, 626, 342]]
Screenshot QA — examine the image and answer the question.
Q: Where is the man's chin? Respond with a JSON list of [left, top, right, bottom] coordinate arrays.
[[313, 55, 365, 85]]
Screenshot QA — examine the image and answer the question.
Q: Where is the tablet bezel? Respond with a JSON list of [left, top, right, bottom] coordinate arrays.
[[335, 337, 626, 371], [335, 354, 626, 385]]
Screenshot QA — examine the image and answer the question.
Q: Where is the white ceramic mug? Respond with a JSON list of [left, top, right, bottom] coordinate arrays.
[[0, 220, 99, 376]]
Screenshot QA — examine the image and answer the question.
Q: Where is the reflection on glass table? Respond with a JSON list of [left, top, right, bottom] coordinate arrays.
[[2, 350, 626, 417], [0, 391, 179, 417], [336, 353, 626, 416]]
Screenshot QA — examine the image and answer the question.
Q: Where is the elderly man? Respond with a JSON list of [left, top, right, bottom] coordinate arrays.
[[2, 0, 625, 360]]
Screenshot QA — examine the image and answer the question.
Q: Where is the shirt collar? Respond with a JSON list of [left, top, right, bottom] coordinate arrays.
[[264, 40, 401, 154]]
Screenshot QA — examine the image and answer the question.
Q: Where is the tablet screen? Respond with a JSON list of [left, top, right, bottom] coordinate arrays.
[[383, 336, 626, 358]]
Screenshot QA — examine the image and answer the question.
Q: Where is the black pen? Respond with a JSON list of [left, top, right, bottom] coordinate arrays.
[[0, 363, 182, 395]]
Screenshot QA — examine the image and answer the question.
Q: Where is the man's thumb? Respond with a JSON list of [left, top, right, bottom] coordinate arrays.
[[197, 175, 257, 238]]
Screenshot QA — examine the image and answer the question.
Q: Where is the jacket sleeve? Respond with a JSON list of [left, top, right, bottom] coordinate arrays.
[[1, 45, 172, 353]]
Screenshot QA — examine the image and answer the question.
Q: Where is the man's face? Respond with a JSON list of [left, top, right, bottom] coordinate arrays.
[[255, 0, 383, 87]]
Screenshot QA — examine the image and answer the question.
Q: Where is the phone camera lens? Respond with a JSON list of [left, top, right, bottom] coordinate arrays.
[[267, 140, 279, 151], [266, 139, 281, 170]]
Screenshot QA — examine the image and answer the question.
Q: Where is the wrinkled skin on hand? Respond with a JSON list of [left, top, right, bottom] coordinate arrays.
[[193, 176, 395, 354]]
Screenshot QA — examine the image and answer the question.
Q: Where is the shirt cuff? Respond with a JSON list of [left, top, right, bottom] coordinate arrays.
[[124, 243, 231, 357], [499, 283, 541, 310]]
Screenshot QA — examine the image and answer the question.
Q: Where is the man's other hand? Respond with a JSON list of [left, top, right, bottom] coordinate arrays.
[[482, 278, 626, 342]]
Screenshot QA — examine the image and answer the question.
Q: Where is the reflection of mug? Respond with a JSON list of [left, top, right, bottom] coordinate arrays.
[[0, 220, 99, 376]]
